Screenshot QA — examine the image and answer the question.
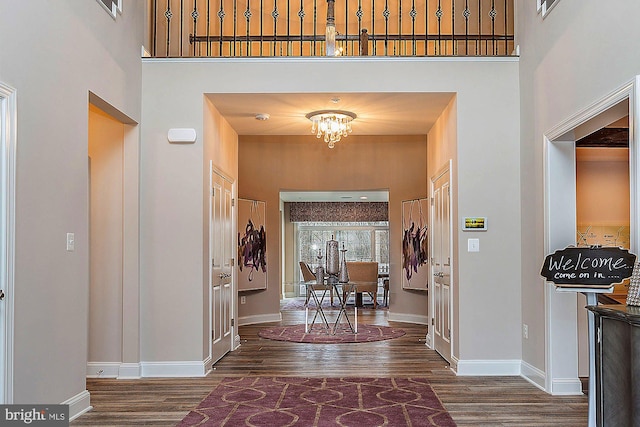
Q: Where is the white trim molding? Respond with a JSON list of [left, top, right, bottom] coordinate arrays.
[[118, 363, 142, 379], [86, 362, 120, 379], [455, 359, 521, 376], [238, 313, 282, 326], [64, 390, 92, 422], [521, 361, 546, 391], [550, 378, 583, 396], [386, 312, 429, 325], [0, 82, 16, 404], [140, 360, 209, 378]]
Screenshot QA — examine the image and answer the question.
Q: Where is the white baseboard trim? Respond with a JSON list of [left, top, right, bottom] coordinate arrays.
[[449, 355, 459, 372], [550, 378, 583, 395], [64, 389, 92, 421], [521, 361, 546, 391], [456, 359, 521, 376], [119, 362, 142, 379], [386, 312, 429, 325], [238, 313, 282, 326], [140, 360, 208, 377], [86, 362, 120, 378]]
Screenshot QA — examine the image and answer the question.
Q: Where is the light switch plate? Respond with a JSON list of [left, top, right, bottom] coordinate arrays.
[[468, 238, 479, 252], [66, 233, 75, 251]]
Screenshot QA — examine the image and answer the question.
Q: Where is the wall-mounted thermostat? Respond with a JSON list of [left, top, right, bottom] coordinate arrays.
[[462, 217, 487, 231]]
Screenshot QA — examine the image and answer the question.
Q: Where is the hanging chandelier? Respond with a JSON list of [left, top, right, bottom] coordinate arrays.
[[306, 110, 357, 148]]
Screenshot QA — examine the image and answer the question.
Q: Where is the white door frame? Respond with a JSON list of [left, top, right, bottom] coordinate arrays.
[[0, 82, 16, 403], [543, 78, 638, 395]]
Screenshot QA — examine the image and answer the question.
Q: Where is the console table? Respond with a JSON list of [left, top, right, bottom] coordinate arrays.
[[586, 304, 640, 426]]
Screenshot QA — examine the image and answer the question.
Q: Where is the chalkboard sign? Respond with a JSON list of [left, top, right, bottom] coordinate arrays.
[[541, 246, 636, 288]]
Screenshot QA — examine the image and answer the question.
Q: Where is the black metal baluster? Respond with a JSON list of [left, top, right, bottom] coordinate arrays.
[[191, 0, 198, 56], [477, 0, 481, 55], [165, 0, 172, 56], [152, 0, 158, 56], [435, 0, 441, 55], [245, 0, 252, 56], [371, 0, 376, 55], [216, 0, 221, 57], [463, 0, 469, 55], [233, 0, 237, 56], [425, 0, 429, 55], [299, 0, 304, 56], [383, 0, 389, 55], [179, 0, 184, 56], [260, 0, 264, 56], [410, 0, 416, 56], [356, 0, 363, 55], [504, 0, 508, 55], [451, 0, 454, 56], [344, 0, 349, 56], [490, 0, 495, 55], [313, 0, 317, 56], [398, 0, 402, 55], [287, 0, 291, 56], [273, 0, 279, 56]]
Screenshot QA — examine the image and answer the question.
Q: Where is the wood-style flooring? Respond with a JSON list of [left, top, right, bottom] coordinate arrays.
[[71, 307, 588, 426]]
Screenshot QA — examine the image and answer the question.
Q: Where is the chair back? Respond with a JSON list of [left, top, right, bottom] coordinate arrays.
[[299, 261, 316, 281], [345, 261, 378, 282]]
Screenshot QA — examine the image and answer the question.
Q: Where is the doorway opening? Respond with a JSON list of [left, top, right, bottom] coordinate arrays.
[[544, 79, 637, 394], [87, 95, 140, 379]]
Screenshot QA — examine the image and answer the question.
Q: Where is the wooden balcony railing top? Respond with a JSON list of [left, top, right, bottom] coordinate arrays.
[[150, 0, 514, 58]]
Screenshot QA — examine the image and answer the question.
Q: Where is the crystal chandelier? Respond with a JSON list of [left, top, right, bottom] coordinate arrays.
[[306, 110, 357, 148]]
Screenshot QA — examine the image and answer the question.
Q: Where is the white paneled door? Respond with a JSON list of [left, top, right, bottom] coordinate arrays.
[[210, 167, 234, 364], [431, 161, 452, 364]]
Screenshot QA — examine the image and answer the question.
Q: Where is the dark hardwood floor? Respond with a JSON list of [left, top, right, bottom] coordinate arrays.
[[71, 306, 588, 426]]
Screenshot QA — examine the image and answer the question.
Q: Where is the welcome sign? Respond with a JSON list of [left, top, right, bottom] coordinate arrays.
[[541, 246, 636, 288]]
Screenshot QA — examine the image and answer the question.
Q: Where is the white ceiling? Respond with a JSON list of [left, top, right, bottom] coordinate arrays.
[[206, 92, 454, 136]]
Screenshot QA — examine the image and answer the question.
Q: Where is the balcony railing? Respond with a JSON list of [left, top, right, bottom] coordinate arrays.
[[150, 0, 514, 57]]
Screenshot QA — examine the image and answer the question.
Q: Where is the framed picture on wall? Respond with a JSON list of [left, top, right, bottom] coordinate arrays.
[[237, 199, 267, 291], [402, 198, 429, 290]]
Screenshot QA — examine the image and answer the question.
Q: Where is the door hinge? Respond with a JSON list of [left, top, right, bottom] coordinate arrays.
[[431, 318, 435, 325], [231, 198, 235, 207], [212, 258, 215, 268], [448, 329, 451, 338], [231, 258, 235, 267], [231, 318, 235, 327], [211, 187, 215, 197], [447, 187, 450, 195], [430, 197, 434, 206]]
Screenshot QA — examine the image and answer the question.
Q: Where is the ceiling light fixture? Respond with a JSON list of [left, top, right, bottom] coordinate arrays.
[[306, 110, 356, 148]]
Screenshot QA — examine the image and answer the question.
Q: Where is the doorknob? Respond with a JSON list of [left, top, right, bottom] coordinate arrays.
[[0, 290, 5, 300]]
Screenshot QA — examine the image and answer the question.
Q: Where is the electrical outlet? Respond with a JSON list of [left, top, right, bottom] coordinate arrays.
[[240, 296, 246, 304], [523, 324, 529, 339]]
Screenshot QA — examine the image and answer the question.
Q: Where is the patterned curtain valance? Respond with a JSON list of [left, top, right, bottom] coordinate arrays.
[[289, 202, 389, 222]]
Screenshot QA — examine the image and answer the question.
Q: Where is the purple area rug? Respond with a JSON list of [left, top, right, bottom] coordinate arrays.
[[177, 377, 457, 427], [257, 323, 405, 343]]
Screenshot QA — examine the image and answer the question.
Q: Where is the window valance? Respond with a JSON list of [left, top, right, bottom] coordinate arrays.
[[289, 202, 388, 222]]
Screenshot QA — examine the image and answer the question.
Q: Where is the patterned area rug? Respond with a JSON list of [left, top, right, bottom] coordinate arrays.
[[177, 377, 457, 427], [258, 323, 405, 343]]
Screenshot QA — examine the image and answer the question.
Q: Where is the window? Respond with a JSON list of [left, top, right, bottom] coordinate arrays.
[[538, 0, 560, 17], [297, 222, 389, 277], [96, 0, 122, 18]]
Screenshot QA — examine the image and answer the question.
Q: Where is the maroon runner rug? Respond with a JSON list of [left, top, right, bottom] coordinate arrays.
[[177, 377, 457, 427], [258, 323, 405, 343]]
